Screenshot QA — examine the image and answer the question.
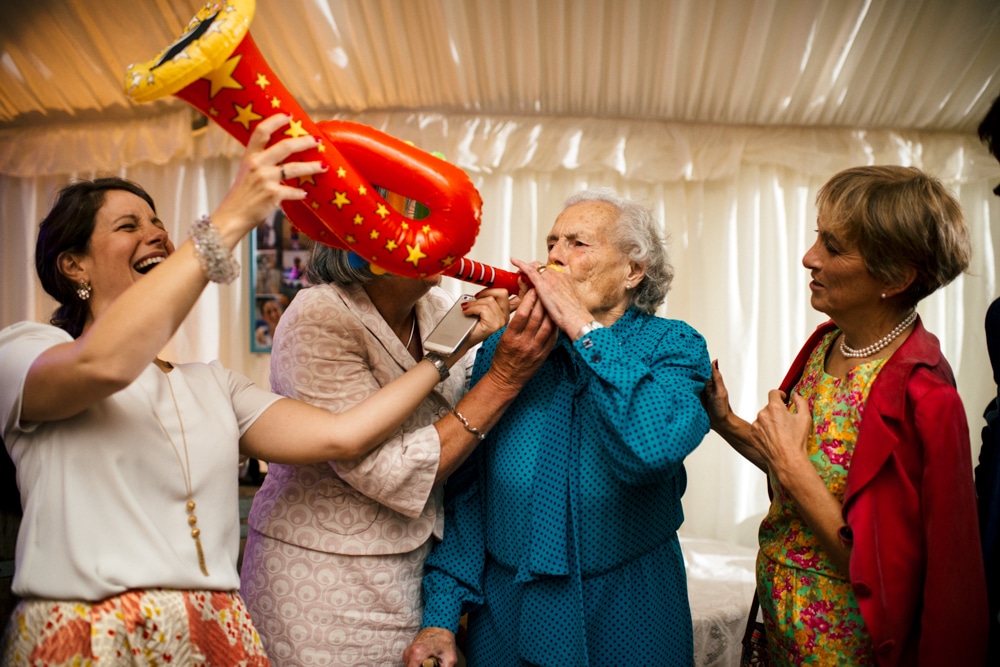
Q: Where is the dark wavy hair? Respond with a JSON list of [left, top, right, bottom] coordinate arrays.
[[36, 178, 156, 338]]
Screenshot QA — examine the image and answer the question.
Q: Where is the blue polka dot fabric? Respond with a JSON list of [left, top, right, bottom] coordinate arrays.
[[421, 307, 711, 666]]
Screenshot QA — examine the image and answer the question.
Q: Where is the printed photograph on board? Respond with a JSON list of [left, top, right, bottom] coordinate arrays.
[[249, 207, 315, 353]]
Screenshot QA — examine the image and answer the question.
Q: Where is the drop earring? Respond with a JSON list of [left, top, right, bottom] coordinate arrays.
[[77, 281, 92, 301]]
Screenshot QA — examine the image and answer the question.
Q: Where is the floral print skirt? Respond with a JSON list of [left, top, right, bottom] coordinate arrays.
[[758, 555, 874, 666], [1, 588, 270, 666]]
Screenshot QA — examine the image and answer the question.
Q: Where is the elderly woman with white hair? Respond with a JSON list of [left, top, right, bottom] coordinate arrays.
[[405, 188, 712, 667]]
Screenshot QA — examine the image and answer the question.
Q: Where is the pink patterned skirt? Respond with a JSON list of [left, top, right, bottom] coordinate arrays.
[[1, 588, 270, 666], [240, 527, 432, 666]]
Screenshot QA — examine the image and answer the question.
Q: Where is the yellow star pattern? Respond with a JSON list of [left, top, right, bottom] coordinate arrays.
[[205, 18, 224, 36], [270, 97, 282, 109], [331, 192, 351, 209], [370, 230, 380, 240], [231, 102, 262, 131], [284, 119, 309, 139], [209, 106, 219, 117], [345, 234, 356, 244], [422, 225, 432, 234], [337, 166, 346, 177], [317, 143, 326, 153], [440, 255, 456, 267], [401, 222, 409, 230], [297, 174, 316, 186], [256, 73, 270, 89], [358, 185, 367, 196], [311, 201, 320, 210], [353, 214, 364, 225], [406, 243, 428, 267], [205, 54, 244, 98], [385, 240, 398, 251], [375, 203, 390, 219]]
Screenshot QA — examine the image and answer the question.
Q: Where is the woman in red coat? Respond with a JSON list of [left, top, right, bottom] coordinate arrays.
[[703, 165, 987, 665]]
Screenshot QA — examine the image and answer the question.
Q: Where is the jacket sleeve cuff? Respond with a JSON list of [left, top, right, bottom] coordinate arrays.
[[420, 571, 467, 634]]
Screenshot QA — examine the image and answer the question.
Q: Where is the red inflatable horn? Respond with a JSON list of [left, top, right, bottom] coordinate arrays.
[[125, 0, 519, 293]]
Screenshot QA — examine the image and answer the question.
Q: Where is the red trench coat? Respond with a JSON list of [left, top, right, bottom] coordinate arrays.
[[777, 318, 987, 666]]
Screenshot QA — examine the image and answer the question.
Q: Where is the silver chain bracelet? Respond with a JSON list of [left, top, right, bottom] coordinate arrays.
[[451, 406, 486, 441], [191, 215, 240, 284]]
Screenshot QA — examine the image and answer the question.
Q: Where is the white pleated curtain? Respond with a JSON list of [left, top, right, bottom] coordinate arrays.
[[1, 0, 999, 545]]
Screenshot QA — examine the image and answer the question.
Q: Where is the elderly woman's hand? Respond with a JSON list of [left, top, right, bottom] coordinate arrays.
[[701, 360, 770, 472], [403, 627, 458, 667], [428, 288, 556, 483], [749, 390, 814, 482], [510, 257, 593, 338], [485, 288, 558, 390], [211, 114, 326, 244]]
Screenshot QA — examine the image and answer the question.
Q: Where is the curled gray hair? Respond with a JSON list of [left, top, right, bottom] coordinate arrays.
[[563, 188, 673, 314], [305, 243, 376, 286]]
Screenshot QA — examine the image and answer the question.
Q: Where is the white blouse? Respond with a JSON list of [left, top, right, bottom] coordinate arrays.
[[0, 322, 280, 601]]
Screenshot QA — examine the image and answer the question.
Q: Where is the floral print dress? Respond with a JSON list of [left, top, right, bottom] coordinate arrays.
[[757, 331, 881, 666]]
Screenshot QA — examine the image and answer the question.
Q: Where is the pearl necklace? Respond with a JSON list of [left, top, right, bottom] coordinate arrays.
[[147, 363, 209, 576], [839, 310, 917, 359]]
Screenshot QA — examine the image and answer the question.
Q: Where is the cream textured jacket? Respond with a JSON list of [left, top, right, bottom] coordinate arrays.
[[247, 282, 474, 555]]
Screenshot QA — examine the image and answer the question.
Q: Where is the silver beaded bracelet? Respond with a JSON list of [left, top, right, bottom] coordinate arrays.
[[191, 215, 240, 284], [451, 406, 486, 441]]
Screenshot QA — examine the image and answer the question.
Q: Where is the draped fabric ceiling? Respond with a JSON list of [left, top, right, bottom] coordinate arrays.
[[3, 0, 999, 139], [2, 0, 1000, 544]]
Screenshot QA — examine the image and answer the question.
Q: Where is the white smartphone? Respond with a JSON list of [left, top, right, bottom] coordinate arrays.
[[424, 294, 478, 356]]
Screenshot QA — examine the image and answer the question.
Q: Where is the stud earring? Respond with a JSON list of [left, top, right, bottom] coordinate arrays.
[[880, 293, 886, 299], [76, 281, 92, 301]]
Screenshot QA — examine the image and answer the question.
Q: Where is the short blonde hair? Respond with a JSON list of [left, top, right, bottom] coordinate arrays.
[[816, 165, 970, 306]]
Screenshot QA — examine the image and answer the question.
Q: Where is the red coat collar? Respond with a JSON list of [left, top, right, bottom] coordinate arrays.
[[779, 317, 954, 503]]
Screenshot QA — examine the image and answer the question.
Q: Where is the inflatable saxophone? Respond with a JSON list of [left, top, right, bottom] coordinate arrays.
[[124, 0, 519, 292]]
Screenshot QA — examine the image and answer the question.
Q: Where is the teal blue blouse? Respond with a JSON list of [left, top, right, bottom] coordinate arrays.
[[421, 307, 711, 666]]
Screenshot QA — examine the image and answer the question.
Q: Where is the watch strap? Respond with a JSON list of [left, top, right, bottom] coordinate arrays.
[[424, 352, 450, 381]]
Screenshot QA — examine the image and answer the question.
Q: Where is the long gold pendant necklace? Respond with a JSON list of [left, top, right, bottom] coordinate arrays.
[[148, 361, 209, 576]]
